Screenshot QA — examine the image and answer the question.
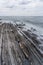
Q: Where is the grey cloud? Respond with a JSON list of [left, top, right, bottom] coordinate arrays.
[[0, 0, 43, 16], [6, 5, 14, 8], [19, 1, 31, 5], [40, 0, 43, 1]]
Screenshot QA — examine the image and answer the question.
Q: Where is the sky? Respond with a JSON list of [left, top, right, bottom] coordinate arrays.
[[0, 0, 43, 16]]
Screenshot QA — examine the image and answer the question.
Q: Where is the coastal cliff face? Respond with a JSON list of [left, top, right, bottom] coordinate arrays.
[[0, 21, 43, 65]]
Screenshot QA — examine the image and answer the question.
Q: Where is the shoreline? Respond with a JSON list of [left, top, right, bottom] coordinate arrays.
[[0, 20, 43, 65]]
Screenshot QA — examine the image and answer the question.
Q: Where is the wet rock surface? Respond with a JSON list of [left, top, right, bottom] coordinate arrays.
[[0, 22, 43, 65]]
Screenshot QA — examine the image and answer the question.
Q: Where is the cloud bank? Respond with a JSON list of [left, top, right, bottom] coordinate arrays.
[[0, 0, 43, 16]]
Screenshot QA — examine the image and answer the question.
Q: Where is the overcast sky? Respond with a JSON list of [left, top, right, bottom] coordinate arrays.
[[0, 0, 43, 16]]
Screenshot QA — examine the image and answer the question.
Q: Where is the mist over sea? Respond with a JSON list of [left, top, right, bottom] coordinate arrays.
[[0, 16, 43, 35]]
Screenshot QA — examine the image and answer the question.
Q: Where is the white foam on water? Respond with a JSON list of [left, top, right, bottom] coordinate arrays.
[[24, 22, 43, 40]]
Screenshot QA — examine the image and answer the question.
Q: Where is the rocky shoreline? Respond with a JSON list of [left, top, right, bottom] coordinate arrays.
[[0, 21, 43, 65]]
